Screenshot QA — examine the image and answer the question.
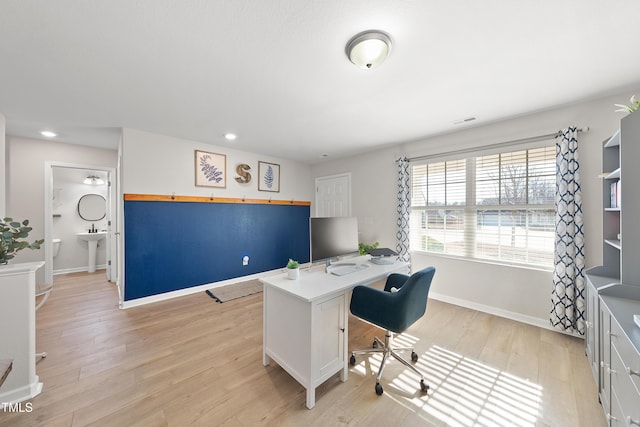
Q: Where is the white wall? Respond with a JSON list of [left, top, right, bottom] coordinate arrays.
[[121, 128, 312, 201], [6, 136, 118, 282], [311, 88, 640, 328]]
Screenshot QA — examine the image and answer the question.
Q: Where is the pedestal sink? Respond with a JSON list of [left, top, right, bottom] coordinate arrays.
[[77, 232, 106, 273]]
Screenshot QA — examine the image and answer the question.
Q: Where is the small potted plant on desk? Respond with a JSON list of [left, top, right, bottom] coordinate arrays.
[[359, 241, 379, 256], [287, 259, 300, 280]]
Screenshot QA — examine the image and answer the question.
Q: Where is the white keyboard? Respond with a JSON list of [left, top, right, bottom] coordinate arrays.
[[329, 263, 370, 276], [370, 257, 395, 265]]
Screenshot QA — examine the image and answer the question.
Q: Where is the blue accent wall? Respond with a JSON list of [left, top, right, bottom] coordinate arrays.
[[124, 200, 310, 301]]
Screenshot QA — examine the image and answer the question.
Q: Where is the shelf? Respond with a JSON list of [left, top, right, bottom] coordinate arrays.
[[605, 168, 621, 180], [604, 239, 621, 250], [605, 207, 621, 212], [604, 129, 621, 148]]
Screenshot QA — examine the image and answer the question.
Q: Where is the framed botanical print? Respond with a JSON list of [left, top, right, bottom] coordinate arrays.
[[258, 161, 280, 192], [195, 150, 226, 188]]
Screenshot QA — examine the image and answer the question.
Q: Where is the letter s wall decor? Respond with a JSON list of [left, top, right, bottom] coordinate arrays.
[[235, 163, 252, 184]]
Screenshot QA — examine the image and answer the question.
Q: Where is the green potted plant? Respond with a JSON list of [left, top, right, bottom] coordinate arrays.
[[615, 95, 640, 113], [359, 241, 379, 256], [0, 217, 44, 265], [286, 258, 300, 280]]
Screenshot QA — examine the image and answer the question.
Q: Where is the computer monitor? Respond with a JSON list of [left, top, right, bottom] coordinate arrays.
[[310, 216, 359, 266]]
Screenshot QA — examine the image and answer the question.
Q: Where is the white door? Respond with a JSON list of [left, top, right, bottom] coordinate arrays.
[[315, 173, 351, 217]]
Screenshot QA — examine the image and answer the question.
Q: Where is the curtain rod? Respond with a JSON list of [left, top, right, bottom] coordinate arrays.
[[406, 127, 589, 163]]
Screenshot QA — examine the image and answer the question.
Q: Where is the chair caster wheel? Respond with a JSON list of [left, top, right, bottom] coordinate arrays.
[[411, 351, 418, 362], [372, 340, 378, 348], [420, 379, 429, 393], [350, 355, 356, 366], [375, 383, 383, 396]]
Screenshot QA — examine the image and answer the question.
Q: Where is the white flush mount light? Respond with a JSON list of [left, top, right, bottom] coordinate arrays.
[[83, 175, 105, 185], [346, 30, 392, 69], [41, 130, 57, 138], [224, 133, 237, 141]]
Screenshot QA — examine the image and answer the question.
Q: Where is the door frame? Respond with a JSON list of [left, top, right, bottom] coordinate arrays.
[[43, 161, 118, 286]]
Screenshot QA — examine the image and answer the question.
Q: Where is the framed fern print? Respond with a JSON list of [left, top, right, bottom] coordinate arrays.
[[195, 150, 226, 188], [258, 161, 280, 192]]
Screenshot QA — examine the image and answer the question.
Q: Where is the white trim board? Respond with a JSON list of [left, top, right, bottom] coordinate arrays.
[[429, 291, 583, 338], [120, 268, 286, 309]]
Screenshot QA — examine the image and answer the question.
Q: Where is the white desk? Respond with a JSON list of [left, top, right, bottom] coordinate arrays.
[[260, 256, 409, 409]]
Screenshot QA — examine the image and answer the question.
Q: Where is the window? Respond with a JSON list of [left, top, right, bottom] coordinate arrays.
[[410, 146, 555, 268]]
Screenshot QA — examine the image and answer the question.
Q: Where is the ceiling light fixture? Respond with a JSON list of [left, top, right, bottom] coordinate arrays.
[[83, 175, 105, 185], [346, 30, 392, 69], [41, 130, 57, 138], [224, 133, 237, 141]]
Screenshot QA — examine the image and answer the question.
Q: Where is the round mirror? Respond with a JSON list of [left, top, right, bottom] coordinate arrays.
[[78, 194, 106, 221]]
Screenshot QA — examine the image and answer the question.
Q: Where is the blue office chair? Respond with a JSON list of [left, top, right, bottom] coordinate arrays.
[[349, 266, 435, 396]]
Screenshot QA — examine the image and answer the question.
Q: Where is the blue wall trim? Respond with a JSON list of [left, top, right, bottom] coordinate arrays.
[[124, 200, 310, 301]]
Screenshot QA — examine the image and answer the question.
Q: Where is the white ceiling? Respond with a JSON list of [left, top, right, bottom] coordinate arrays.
[[1, 1, 640, 164]]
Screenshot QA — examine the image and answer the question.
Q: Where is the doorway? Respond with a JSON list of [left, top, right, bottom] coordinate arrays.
[[44, 162, 118, 290], [315, 173, 351, 217]]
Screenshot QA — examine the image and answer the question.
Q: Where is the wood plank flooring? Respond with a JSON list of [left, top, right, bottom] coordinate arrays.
[[0, 272, 606, 426]]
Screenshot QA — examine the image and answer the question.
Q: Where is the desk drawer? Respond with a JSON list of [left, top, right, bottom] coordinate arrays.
[[611, 345, 640, 425], [610, 317, 640, 395]]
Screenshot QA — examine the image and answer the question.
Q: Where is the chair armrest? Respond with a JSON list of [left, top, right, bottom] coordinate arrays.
[[384, 273, 409, 292]]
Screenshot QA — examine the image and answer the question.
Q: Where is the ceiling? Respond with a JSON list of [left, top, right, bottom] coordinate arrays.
[[1, 1, 640, 164]]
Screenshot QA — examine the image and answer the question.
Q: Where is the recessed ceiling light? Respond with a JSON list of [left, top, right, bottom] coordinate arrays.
[[41, 130, 57, 138], [224, 133, 237, 141]]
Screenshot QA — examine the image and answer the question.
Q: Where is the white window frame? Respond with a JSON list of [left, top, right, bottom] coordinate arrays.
[[409, 144, 555, 270]]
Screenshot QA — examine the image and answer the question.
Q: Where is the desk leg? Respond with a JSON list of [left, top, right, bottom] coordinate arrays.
[[263, 283, 270, 367], [306, 387, 315, 409], [341, 293, 349, 382]]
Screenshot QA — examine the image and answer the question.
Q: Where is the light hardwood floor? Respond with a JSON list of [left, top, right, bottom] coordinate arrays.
[[0, 272, 606, 426]]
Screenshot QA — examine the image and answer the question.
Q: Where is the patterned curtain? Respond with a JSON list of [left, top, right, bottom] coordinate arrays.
[[550, 127, 585, 335], [396, 157, 411, 264]]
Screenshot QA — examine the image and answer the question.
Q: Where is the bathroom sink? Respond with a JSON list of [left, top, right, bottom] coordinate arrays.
[[77, 232, 107, 273], [76, 232, 107, 242]]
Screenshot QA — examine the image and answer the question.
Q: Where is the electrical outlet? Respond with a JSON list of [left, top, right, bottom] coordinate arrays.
[[242, 255, 249, 266]]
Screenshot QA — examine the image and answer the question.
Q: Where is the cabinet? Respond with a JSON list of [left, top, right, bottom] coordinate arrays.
[[586, 274, 616, 387], [598, 286, 640, 426], [586, 111, 640, 425], [0, 262, 45, 403], [262, 285, 347, 409]]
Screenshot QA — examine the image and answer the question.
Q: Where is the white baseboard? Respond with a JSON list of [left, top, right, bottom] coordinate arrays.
[[53, 265, 107, 275], [0, 378, 42, 404], [120, 268, 285, 309], [429, 291, 582, 337]]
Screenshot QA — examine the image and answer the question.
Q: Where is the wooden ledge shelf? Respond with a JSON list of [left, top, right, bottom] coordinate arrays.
[[124, 193, 310, 206]]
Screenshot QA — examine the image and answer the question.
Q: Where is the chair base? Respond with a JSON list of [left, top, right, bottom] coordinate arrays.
[[350, 330, 429, 396]]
